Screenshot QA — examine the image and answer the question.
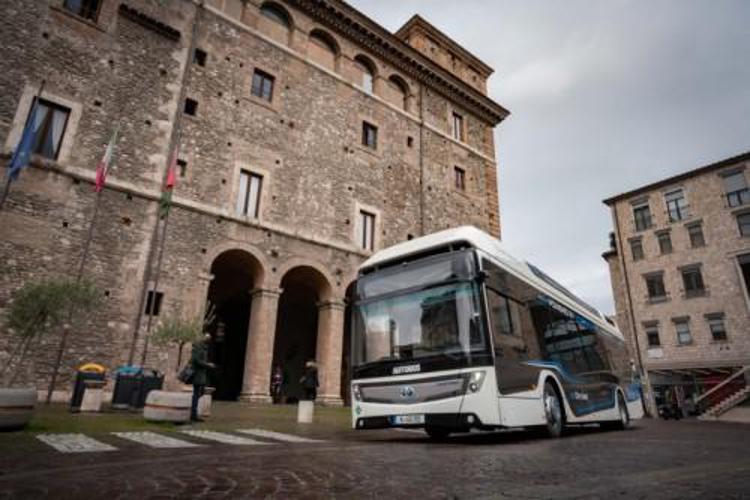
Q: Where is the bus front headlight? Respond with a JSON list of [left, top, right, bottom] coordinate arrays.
[[352, 384, 362, 401], [466, 371, 486, 394]]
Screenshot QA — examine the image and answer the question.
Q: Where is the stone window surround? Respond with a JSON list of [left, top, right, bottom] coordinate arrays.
[[662, 185, 690, 224], [630, 198, 653, 232], [685, 219, 706, 248], [678, 263, 707, 299], [357, 115, 381, 155], [629, 236, 644, 261], [243, 64, 283, 112], [642, 320, 660, 347], [704, 312, 728, 342], [643, 270, 669, 303], [731, 251, 750, 313], [230, 163, 271, 222], [732, 207, 750, 237], [671, 316, 692, 346], [50, 2, 108, 33], [205, 4, 497, 164], [3, 83, 82, 166], [353, 201, 381, 253], [655, 228, 673, 254]]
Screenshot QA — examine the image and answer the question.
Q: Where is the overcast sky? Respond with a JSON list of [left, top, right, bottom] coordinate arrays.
[[350, 0, 750, 314]]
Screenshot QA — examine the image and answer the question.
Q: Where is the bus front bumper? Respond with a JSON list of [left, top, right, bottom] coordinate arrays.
[[354, 412, 483, 430]]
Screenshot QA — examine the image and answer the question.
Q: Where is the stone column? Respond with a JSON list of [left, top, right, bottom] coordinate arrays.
[[239, 288, 282, 403], [315, 298, 346, 406]]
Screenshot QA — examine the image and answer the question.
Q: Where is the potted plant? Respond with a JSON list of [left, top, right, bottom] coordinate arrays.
[[0, 279, 99, 429]]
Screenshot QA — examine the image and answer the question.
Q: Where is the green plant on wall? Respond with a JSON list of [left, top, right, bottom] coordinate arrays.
[[1, 279, 99, 401]]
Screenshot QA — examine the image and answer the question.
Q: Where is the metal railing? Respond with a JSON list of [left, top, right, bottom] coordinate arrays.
[[695, 365, 749, 409]]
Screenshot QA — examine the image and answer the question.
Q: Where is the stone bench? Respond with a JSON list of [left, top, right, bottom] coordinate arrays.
[[143, 390, 191, 423]]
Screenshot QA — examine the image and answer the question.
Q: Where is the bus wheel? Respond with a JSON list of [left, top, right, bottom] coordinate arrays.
[[425, 426, 451, 440], [543, 381, 564, 438], [602, 392, 630, 431]]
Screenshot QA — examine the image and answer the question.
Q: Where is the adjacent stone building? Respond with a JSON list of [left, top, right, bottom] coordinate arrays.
[[603, 151, 750, 414], [0, 0, 508, 404]]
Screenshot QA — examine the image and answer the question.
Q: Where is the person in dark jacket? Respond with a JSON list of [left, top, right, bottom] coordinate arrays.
[[190, 333, 215, 422], [300, 360, 319, 401]]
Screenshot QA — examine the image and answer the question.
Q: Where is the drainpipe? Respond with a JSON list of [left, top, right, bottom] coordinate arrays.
[[612, 205, 656, 416]]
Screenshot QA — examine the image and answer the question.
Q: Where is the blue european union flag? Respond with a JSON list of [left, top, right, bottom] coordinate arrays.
[[7, 100, 39, 181]]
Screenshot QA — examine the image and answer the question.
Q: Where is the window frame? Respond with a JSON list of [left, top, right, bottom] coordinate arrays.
[[645, 325, 661, 347], [251, 68, 275, 102], [644, 272, 667, 301], [656, 231, 673, 255], [633, 203, 653, 231], [454, 166, 466, 191], [665, 188, 689, 222], [630, 238, 644, 261], [706, 314, 728, 342], [358, 210, 376, 251], [362, 121, 378, 150], [236, 169, 263, 218], [686, 223, 706, 248], [680, 265, 706, 297], [737, 212, 750, 237], [674, 319, 692, 346], [451, 112, 464, 142], [26, 97, 71, 161], [63, 0, 102, 22]]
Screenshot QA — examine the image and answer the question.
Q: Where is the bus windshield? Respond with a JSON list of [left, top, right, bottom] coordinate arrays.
[[352, 281, 487, 367]]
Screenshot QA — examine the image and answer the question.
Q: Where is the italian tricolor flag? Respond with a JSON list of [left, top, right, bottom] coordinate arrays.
[[159, 151, 178, 217], [94, 128, 119, 192]]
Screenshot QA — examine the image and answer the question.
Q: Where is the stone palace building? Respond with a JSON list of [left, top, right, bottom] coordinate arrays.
[[603, 151, 750, 417], [0, 0, 508, 404]]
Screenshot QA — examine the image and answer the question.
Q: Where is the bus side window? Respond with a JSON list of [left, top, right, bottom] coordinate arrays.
[[486, 288, 514, 337]]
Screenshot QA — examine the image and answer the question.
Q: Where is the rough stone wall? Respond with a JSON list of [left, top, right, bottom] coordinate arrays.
[[0, 0, 504, 395], [607, 157, 750, 372]]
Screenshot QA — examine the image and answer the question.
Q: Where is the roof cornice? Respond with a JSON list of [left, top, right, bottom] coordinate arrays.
[[603, 150, 750, 206], [285, 0, 510, 125]]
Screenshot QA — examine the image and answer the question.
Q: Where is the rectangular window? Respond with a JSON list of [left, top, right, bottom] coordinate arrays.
[[723, 171, 749, 207], [145, 290, 163, 316], [645, 273, 666, 300], [633, 204, 652, 231], [674, 320, 692, 345], [630, 239, 644, 261], [657, 232, 672, 254], [63, 0, 101, 21], [681, 266, 705, 297], [707, 315, 727, 341], [25, 98, 71, 161], [362, 122, 378, 149], [359, 210, 375, 251], [665, 189, 689, 222], [737, 213, 750, 237], [184, 98, 198, 116], [454, 166, 465, 191], [452, 112, 464, 141], [645, 326, 660, 347], [251, 69, 275, 102], [687, 223, 705, 248], [177, 158, 188, 177], [235, 170, 263, 218], [193, 48, 207, 67]]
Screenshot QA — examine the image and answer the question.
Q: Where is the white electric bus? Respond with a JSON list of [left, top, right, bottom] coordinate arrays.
[[350, 226, 643, 438]]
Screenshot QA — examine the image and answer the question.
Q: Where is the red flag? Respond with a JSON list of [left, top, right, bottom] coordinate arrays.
[[94, 129, 118, 192], [159, 151, 178, 216]]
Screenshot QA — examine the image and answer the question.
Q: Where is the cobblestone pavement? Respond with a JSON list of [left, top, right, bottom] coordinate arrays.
[[0, 419, 748, 499]]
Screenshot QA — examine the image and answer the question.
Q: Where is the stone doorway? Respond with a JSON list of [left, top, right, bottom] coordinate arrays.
[[206, 249, 262, 401], [272, 266, 331, 403]]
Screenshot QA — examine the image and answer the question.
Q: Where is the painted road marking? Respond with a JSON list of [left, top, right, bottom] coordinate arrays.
[[237, 429, 323, 443], [36, 433, 117, 453], [181, 430, 270, 446], [112, 431, 201, 448]]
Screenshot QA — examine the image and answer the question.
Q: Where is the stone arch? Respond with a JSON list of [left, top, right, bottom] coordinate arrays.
[[204, 248, 267, 400], [308, 28, 340, 72], [272, 258, 337, 300], [387, 74, 410, 111], [203, 241, 269, 289], [353, 54, 378, 94], [258, 1, 294, 45]]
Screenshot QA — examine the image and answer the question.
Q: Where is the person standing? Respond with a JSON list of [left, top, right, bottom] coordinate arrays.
[[191, 333, 215, 422], [270, 364, 284, 404], [300, 360, 319, 401]]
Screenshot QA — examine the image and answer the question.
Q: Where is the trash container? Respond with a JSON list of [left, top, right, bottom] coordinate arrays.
[[131, 368, 164, 409], [111, 366, 142, 410], [70, 363, 106, 412]]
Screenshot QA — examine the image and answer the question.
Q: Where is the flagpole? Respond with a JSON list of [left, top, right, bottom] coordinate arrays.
[[128, 2, 203, 366], [0, 80, 46, 212]]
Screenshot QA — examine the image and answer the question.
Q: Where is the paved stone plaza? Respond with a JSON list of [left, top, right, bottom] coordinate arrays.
[[0, 418, 748, 499]]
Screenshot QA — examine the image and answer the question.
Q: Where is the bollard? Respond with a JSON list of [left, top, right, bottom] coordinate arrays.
[[297, 400, 314, 423]]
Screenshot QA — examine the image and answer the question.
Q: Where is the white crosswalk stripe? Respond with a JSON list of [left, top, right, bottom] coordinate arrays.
[[112, 431, 201, 448], [237, 429, 323, 443], [36, 433, 117, 453], [180, 430, 271, 445]]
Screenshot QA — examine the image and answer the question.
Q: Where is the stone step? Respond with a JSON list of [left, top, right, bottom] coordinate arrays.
[[36, 433, 117, 453]]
